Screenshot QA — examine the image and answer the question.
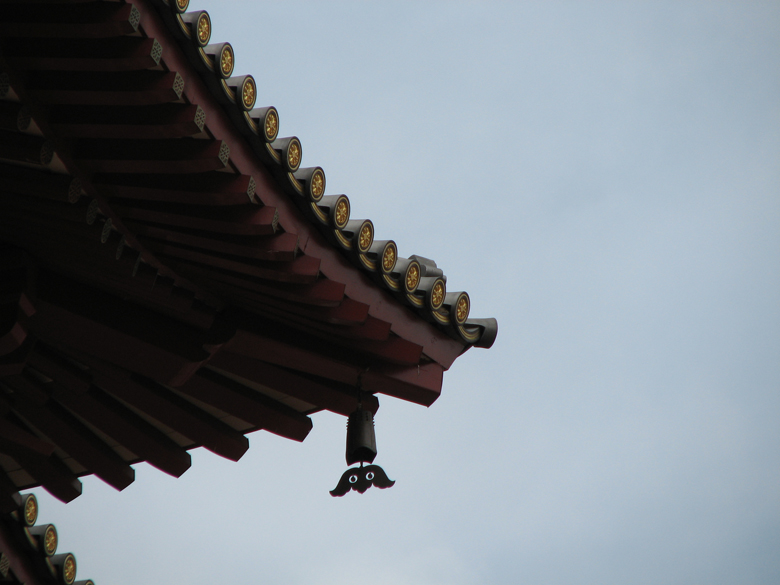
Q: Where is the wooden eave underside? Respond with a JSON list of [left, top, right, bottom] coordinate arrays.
[[0, 0, 487, 504]]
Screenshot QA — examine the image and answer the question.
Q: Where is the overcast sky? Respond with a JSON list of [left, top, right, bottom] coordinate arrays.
[[32, 2, 779, 584]]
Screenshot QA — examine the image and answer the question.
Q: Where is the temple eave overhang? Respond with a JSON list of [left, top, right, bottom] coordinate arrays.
[[0, 0, 497, 503]]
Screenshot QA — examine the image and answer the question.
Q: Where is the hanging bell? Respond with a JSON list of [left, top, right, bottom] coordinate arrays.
[[330, 404, 395, 497], [345, 406, 377, 465]]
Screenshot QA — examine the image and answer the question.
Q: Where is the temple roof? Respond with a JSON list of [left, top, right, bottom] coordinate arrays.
[[0, 0, 497, 503], [0, 494, 88, 585]]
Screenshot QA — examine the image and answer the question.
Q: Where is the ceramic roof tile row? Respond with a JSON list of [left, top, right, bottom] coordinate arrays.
[[0, 494, 90, 585], [156, 0, 497, 349]]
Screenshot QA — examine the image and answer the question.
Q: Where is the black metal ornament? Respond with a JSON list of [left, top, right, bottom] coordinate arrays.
[[346, 405, 377, 465], [330, 464, 395, 496], [330, 404, 395, 496]]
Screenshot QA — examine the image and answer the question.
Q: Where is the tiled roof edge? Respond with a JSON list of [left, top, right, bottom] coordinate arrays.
[[150, 0, 497, 349], [0, 493, 91, 585]]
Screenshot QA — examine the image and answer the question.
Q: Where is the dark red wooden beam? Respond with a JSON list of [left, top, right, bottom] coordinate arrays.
[[173, 262, 346, 306], [0, 130, 52, 167], [0, 415, 55, 462], [91, 367, 249, 462], [0, 195, 99, 228], [10, 452, 82, 504], [0, 163, 82, 204], [52, 385, 192, 478], [72, 138, 230, 174], [5, 201, 99, 237], [27, 274, 217, 387], [26, 257, 198, 331], [0, 100, 29, 133], [112, 201, 279, 236], [228, 296, 395, 343], [24, 70, 185, 106], [0, 339, 34, 378], [2, 374, 47, 406], [258, 311, 391, 343], [211, 287, 371, 328], [156, 246, 320, 284], [93, 172, 256, 206], [345, 316, 392, 341], [0, 308, 29, 362], [1, 412, 81, 503], [0, 241, 216, 334], [220, 322, 439, 404], [0, 252, 34, 310], [227, 302, 422, 365], [0, 2, 141, 39], [363, 362, 444, 406], [0, 229, 217, 332], [2, 37, 163, 72], [225, 321, 362, 386], [0, 471, 19, 514], [207, 353, 377, 416], [127, 223, 299, 262], [7, 382, 135, 491], [48, 104, 206, 139], [27, 346, 92, 396], [177, 368, 313, 442]]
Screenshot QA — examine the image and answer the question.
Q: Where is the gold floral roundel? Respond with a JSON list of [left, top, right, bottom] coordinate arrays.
[[358, 222, 373, 252], [431, 280, 445, 309], [334, 198, 349, 228], [176, 0, 189, 12], [63, 554, 76, 585], [382, 243, 397, 273], [220, 44, 234, 78], [456, 294, 470, 323], [287, 139, 301, 170], [23, 494, 37, 526], [406, 263, 420, 292], [44, 525, 58, 556], [197, 13, 211, 45], [310, 169, 325, 200], [264, 109, 279, 141], [242, 77, 256, 110]]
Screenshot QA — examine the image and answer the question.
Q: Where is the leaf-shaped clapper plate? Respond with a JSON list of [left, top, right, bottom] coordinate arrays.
[[329, 464, 395, 497]]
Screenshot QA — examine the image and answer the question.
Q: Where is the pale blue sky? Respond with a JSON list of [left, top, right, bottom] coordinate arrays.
[[33, 2, 779, 584]]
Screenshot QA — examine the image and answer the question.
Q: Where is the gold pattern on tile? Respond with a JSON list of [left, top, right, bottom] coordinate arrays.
[[431, 281, 445, 308], [220, 45, 234, 77], [456, 295, 469, 323], [242, 78, 256, 109], [311, 170, 325, 199], [176, 0, 189, 11], [382, 244, 396, 272], [24, 495, 37, 526], [287, 141, 301, 169], [359, 223, 373, 251], [265, 110, 278, 141], [63, 555, 76, 584], [197, 13, 210, 45], [44, 526, 57, 555], [406, 264, 420, 291], [335, 199, 349, 227]]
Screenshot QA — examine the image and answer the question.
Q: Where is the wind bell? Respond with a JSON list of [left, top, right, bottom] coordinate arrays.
[[329, 402, 395, 496]]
